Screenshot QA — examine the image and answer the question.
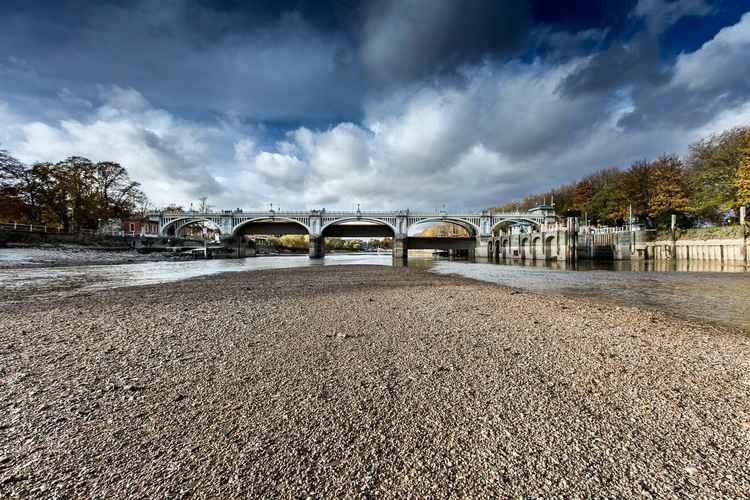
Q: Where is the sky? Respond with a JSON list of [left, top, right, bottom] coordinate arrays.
[[1, 0, 749, 212]]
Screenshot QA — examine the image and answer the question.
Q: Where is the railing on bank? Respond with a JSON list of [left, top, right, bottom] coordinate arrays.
[[0, 223, 139, 237], [578, 224, 643, 235], [0, 222, 66, 233], [104, 230, 160, 238]]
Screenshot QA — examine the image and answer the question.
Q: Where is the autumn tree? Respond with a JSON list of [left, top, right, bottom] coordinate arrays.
[[417, 222, 469, 237], [686, 127, 749, 221], [622, 160, 654, 220], [648, 155, 689, 223], [0, 150, 27, 222], [0, 150, 147, 230], [94, 161, 146, 218], [736, 132, 750, 208]]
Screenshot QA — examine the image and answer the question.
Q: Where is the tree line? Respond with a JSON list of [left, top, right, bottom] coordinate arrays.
[[265, 235, 392, 252], [492, 127, 750, 228], [0, 151, 147, 231]]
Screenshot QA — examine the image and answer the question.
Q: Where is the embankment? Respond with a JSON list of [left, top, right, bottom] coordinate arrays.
[[0, 229, 132, 248]]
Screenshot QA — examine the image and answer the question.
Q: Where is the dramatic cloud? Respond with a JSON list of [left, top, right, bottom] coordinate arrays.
[[0, 1, 362, 123], [1, 87, 252, 208], [1, 1, 749, 211], [359, 0, 531, 82], [621, 11, 750, 130]]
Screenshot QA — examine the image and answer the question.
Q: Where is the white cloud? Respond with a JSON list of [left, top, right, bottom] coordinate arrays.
[[0, 87, 263, 209], [633, 0, 712, 34], [673, 12, 750, 92]]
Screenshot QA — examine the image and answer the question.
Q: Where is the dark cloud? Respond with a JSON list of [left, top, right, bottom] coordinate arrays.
[[619, 12, 750, 131], [358, 0, 532, 82], [557, 34, 671, 97], [0, 0, 365, 124]]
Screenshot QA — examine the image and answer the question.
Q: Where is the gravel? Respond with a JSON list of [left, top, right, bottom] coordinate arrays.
[[1, 265, 749, 497]]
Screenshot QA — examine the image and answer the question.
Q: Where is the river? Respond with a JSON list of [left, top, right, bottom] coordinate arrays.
[[1, 248, 749, 333]]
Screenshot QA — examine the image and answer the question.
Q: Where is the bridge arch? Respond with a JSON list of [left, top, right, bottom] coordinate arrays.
[[532, 235, 543, 260], [231, 217, 311, 236], [161, 217, 223, 237], [320, 217, 396, 237], [408, 217, 479, 237], [519, 235, 530, 260], [545, 235, 556, 259], [491, 218, 543, 234]]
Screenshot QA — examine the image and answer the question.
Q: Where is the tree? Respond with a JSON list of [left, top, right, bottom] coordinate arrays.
[[648, 155, 689, 223], [622, 160, 654, 220], [416, 222, 469, 237], [0, 149, 148, 230], [163, 204, 184, 214], [586, 181, 628, 225], [94, 161, 146, 218], [0, 150, 27, 222], [0, 150, 24, 186], [573, 179, 594, 213], [686, 127, 749, 222], [736, 132, 750, 207]]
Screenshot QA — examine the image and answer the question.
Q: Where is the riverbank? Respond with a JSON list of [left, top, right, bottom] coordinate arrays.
[[2, 266, 749, 497], [0, 246, 385, 271], [0, 245, 167, 269]]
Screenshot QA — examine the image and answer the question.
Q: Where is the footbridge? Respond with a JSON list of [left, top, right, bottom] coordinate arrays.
[[147, 206, 556, 259]]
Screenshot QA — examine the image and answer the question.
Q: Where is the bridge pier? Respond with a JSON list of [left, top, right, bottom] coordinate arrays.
[[393, 236, 408, 262], [474, 237, 489, 258], [309, 236, 325, 259]]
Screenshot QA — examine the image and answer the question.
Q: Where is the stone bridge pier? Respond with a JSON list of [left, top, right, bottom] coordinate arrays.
[[309, 236, 325, 258]]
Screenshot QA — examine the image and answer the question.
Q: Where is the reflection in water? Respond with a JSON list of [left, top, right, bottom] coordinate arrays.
[[471, 257, 749, 274], [1, 249, 748, 333], [0, 253, 392, 296]]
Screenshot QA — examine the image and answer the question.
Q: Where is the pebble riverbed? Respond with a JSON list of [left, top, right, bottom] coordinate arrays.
[[1, 265, 749, 497]]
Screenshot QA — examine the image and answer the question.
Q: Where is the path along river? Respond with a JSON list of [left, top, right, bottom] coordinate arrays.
[[1, 248, 748, 333]]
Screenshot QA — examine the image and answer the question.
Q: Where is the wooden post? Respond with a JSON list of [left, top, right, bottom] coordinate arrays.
[[671, 214, 677, 260], [741, 206, 747, 263]]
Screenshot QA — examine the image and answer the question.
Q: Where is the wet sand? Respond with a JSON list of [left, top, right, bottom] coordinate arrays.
[[1, 266, 749, 497]]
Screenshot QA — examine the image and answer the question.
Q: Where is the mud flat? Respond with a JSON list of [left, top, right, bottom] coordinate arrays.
[[0, 246, 166, 269], [1, 266, 749, 497]]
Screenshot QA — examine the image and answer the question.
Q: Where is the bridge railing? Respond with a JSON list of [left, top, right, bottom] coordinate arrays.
[[147, 210, 549, 217]]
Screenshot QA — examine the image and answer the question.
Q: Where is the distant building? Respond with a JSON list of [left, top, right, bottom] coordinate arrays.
[[121, 217, 159, 236]]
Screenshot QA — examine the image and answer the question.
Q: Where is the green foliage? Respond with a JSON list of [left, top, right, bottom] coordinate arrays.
[[735, 132, 750, 207], [325, 238, 367, 251], [685, 127, 749, 221], [269, 234, 309, 251]]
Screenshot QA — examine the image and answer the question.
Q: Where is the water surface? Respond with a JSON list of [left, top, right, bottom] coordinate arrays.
[[1, 248, 748, 333], [427, 258, 750, 333]]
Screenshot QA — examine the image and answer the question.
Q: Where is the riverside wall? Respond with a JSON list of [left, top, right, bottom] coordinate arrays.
[[637, 234, 748, 263], [0, 229, 133, 247], [491, 224, 749, 265]]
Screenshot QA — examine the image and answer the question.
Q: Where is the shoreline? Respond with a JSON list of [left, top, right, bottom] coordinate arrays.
[[2, 265, 749, 497], [0, 245, 387, 270]]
